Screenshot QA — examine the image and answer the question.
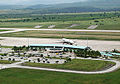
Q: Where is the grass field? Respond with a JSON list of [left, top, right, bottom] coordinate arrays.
[[0, 30, 120, 41], [22, 59, 115, 71], [0, 60, 16, 64], [1, 68, 120, 84], [0, 30, 9, 32], [0, 17, 120, 30], [0, 11, 120, 30], [0, 46, 13, 48], [0, 21, 90, 29]]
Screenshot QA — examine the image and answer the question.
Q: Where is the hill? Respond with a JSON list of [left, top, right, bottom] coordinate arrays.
[[27, 0, 120, 9], [0, 0, 120, 14], [0, 5, 27, 10], [31, 7, 105, 14]]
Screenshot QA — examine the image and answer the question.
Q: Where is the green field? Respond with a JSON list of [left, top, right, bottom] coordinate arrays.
[[0, 12, 120, 30], [0, 60, 16, 64], [22, 59, 115, 71], [0, 30, 9, 32], [0, 30, 120, 41], [0, 21, 90, 29], [0, 46, 13, 48], [0, 18, 120, 30], [1, 68, 120, 84]]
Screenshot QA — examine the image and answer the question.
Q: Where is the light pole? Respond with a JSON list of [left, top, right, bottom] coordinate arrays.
[[28, 38, 30, 46], [87, 37, 88, 47]]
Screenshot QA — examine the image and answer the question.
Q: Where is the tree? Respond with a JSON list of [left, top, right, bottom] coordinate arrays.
[[8, 58, 11, 61], [12, 46, 18, 52], [60, 56, 63, 59], [12, 58, 15, 61], [37, 58, 40, 62], [41, 54, 43, 57], [45, 59, 48, 61], [66, 57, 72, 62], [26, 46, 30, 51], [47, 61, 50, 64], [56, 61, 59, 64], [43, 61, 45, 63], [23, 52, 26, 57], [0, 57, 3, 60], [96, 51, 101, 57], [4, 53, 8, 56], [18, 52, 21, 57], [29, 60, 31, 62], [47, 55, 50, 58], [69, 49, 72, 53], [11, 52, 15, 56], [64, 61, 67, 63]]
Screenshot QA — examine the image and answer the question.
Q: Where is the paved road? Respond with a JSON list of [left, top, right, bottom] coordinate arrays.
[[0, 60, 28, 69], [1, 58, 120, 74], [0, 28, 25, 34], [0, 28, 120, 33]]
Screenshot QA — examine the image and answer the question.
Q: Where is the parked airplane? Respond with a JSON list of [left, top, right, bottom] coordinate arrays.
[[57, 38, 76, 45]]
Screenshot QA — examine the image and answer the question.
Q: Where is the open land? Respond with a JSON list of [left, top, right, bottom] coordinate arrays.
[[0, 30, 9, 32], [0, 30, 120, 41], [0, 12, 120, 30], [1, 68, 120, 84], [22, 59, 115, 71], [0, 60, 16, 64]]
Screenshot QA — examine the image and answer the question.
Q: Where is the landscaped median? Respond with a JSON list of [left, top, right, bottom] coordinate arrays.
[[22, 59, 116, 71], [0, 60, 17, 64], [0, 30, 10, 32]]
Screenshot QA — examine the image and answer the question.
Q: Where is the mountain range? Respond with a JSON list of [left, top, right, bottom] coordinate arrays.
[[27, 0, 120, 9], [0, 0, 120, 14]]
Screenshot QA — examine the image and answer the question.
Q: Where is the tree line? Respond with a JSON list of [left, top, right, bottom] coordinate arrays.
[[0, 12, 120, 22]]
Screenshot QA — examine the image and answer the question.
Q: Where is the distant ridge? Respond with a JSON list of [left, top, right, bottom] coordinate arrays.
[[0, 0, 120, 14], [0, 5, 27, 10], [27, 0, 120, 9]]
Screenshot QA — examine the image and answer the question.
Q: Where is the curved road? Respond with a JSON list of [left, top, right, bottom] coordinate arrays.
[[1, 58, 120, 74], [0, 28, 120, 74]]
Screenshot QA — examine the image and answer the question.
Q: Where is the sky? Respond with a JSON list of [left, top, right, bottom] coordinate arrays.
[[0, 0, 87, 5]]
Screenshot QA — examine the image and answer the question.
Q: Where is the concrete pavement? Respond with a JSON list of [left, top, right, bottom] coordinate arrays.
[[0, 37, 120, 51]]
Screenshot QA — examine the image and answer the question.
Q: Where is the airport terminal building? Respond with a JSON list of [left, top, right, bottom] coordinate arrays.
[[29, 44, 90, 53]]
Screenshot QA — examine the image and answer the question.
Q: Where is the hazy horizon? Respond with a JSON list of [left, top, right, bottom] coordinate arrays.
[[0, 0, 88, 5]]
